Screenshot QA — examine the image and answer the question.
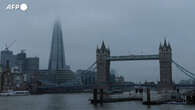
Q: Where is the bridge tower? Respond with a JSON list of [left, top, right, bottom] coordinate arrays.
[[159, 40, 173, 89], [96, 41, 110, 89]]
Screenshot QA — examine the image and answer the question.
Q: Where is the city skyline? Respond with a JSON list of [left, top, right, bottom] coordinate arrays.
[[0, 0, 195, 82]]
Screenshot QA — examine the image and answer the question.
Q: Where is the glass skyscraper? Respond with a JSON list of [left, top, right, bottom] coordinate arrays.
[[48, 20, 66, 71], [48, 20, 74, 84]]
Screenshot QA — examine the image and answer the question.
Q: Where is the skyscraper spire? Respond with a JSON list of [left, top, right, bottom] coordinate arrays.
[[48, 20, 66, 71]]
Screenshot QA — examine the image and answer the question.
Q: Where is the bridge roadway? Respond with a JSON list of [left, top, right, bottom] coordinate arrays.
[[107, 54, 159, 61]]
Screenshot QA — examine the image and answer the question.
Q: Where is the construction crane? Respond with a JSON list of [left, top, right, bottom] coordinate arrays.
[[4, 40, 16, 50], [21, 49, 26, 53]]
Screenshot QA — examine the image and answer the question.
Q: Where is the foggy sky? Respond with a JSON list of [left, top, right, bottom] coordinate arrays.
[[0, 0, 195, 82]]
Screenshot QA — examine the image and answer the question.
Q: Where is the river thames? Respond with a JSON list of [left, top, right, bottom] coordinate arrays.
[[0, 93, 194, 110]]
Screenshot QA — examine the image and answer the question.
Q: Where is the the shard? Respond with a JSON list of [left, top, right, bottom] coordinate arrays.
[[48, 21, 66, 71]]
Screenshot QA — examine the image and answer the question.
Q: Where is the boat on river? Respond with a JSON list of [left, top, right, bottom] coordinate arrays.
[[0, 90, 30, 96]]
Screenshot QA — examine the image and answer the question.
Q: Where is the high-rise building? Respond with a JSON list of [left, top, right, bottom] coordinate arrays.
[[0, 48, 16, 70], [48, 21, 67, 71], [47, 20, 74, 84]]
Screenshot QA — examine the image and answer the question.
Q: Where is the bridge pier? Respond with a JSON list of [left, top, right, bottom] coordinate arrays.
[[100, 89, 104, 104], [93, 88, 98, 105]]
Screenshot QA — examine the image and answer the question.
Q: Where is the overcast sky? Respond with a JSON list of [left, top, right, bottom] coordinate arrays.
[[0, 0, 195, 82]]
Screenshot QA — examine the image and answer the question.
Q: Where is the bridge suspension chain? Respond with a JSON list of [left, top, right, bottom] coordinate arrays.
[[91, 65, 97, 72], [86, 61, 96, 71], [80, 61, 96, 75], [172, 60, 195, 80], [172, 60, 195, 77], [175, 64, 195, 80]]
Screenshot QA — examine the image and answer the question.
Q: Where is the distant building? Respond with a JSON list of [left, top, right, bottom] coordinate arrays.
[[39, 70, 49, 81], [24, 57, 39, 82], [47, 20, 74, 84], [51, 70, 75, 84], [11, 66, 27, 90], [15, 50, 26, 72], [179, 79, 195, 85], [0, 48, 16, 70], [30, 20, 75, 86], [76, 70, 118, 88], [109, 73, 116, 83], [0, 65, 2, 73], [0, 65, 3, 91], [76, 70, 96, 88], [0, 61, 27, 92], [48, 20, 68, 71], [115, 75, 125, 83], [0, 61, 14, 92], [25, 57, 39, 72], [0, 49, 39, 83], [144, 81, 155, 86]]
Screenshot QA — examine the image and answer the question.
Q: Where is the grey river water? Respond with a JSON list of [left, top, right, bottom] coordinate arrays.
[[0, 93, 194, 110]]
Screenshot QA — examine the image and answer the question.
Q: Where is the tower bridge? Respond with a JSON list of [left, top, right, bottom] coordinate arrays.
[[96, 40, 173, 90]]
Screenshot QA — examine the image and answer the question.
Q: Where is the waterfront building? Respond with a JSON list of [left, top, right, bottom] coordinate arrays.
[[76, 70, 96, 88], [179, 79, 195, 85], [109, 73, 116, 83], [0, 64, 3, 91], [38, 70, 49, 81], [184, 90, 195, 104], [0, 49, 39, 83], [76, 70, 119, 89], [0, 48, 16, 70], [52, 70, 75, 84], [0, 61, 27, 92], [0, 61, 14, 92], [0, 65, 2, 73], [144, 81, 156, 86], [24, 57, 39, 82], [11, 66, 28, 90], [15, 50, 26, 72], [115, 75, 124, 83]]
